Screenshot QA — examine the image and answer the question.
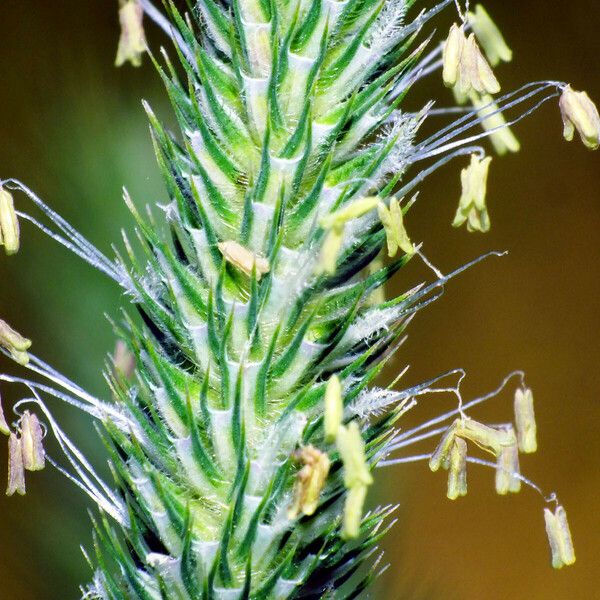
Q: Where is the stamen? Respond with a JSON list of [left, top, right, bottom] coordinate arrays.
[[6, 432, 26, 496], [112, 340, 136, 379], [559, 85, 600, 150], [447, 436, 468, 499], [377, 197, 415, 257], [115, 0, 147, 68], [324, 375, 343, 443], [467, 4, 512, 67], [514, 386, 537, 453], [544, 505, 576, 569], [20, 411, 46, 472], [470, 93, 520, 155], [316, 225, 344, 275], [0, 319, 31, 366], [288, 445, 330, 518], [452, 153, 492, 232], [0, 390, 9, 435], [320, 196, 379, 230], [337, 422, 373, 539], [0, 188, 20, 255], [495, 427, 520, 495]]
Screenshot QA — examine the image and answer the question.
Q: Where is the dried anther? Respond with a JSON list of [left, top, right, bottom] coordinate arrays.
[[6, 433, 25, 496], [20, 411, 45, 472], [218, 240, 270, 280], [559, 85, 600, 150], [0, 319, 32, 366], [447, 437, 468, 500], [443, 24, 500, 96], [115, 0, 146, 68], [0, 392, 9, 436], [288, 445, 330, 519], [377, 197, 414, 257], [324, 375, 343, 443], [544, 505, 576, 569], [452, 154, 492, 232], [0, 188, 20, 256], [514, 386, 537, 453]]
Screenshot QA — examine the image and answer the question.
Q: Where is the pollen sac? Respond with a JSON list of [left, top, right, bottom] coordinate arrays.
[[288, 445, 330, 519], [218, 240, 270, 280], [115, 0, 146, 68], [495, 430, 521, 495], [467, 4, 513, 67], [456, 417, 515, 457], [429, 420, 458, 472], [324, 375, 343, 443], [544, 505, 576, 569], [442, 23, 464, 89], [6, 433, 26, 496], [319, 196, 379, 230], [0, 188, 20, 256], [342, 481, 368, 540], [559, 85, 600, 150], [377, 197, 414, 258], [443, 24, 500, 96], [514, 386, 537, 453], [452, 154, 492, 233], [316, 225, 344, 275], [336, 422, 373, 489], [0, 319, 32, 366], [470, 93, 521, 155], [447, 437, 468, 500], [20, 411, 45, 472]]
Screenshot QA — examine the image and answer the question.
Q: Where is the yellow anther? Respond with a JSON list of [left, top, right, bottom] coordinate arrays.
[[319, 196, 379, 230], [288, 445, 330, 518], [455, 416, 515, 457], [514, 386, 537, 453], [342, 481, 368, 540], [467, 5, 512, 67], [218, 240, 270, 280], [470, 93, 521, 155], [495, 431, 521, 495], [544, 505, 576, 569], [6, 432, 25, 496], [337, 422, 372, 539], [377, 197, 414, 257], [442, 23, 464, 89], [324, 375, 343, 443], [316, 225, 344, 275], [366, 255, 386, 306], [452, 154, 492, 233], [443, 24, 500, 96], [337, 422, 373, 488], [20, 411, 45, 472], [429, 421, 457, 472], [559, 85, 600, 150], [0, 319, 31, 366], [447, 437, 468, 500], [0, 188, 20, 255], [115, 0, 146, 68]]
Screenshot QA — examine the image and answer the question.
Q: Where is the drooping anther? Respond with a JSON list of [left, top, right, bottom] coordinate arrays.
[[514, 386, 537, 453], [115, 0, 147, 68], [452, 154, 492, 232], [0, 319, 32, 366], [0, 187, 20, 256], [559, 85, 600, 150], [544, 504, 576, 569], [377, 197, 414, 257]]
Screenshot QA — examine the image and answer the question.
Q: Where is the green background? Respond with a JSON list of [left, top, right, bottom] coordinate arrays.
[[0, 1, 598, 598]]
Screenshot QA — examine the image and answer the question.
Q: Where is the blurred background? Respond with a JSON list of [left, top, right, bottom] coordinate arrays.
[[0, 1, 598, 598]]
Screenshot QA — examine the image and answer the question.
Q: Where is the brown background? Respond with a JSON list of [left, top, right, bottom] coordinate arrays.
[[0, 1, 598, 598]]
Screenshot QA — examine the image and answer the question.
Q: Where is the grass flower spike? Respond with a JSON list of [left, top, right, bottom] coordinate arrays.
[[1, 0, 598, 595]]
